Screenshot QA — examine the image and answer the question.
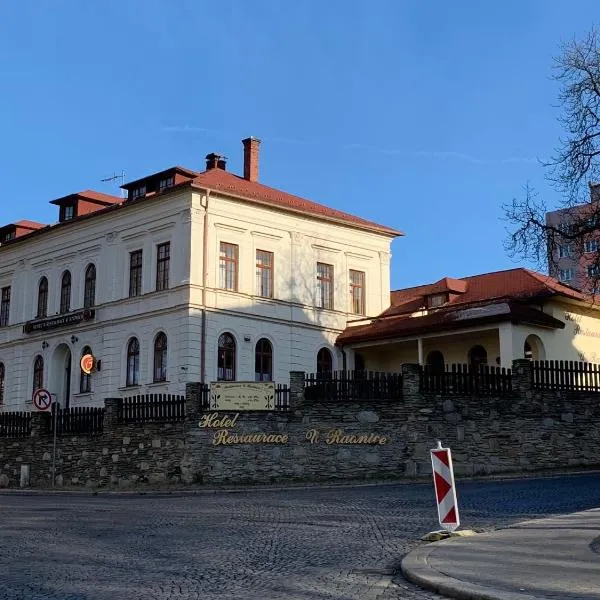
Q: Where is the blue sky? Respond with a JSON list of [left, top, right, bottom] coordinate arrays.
[[0, 1, 597, 290]]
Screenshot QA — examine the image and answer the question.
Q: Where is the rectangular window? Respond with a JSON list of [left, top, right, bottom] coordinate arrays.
[[587, 265, 600, 277], [158, 176, 174, 192], [129, 250, 143, 297], [64, 205, 75, 220], [585, 239, 599, 253], [0, 287, 10, 327], [219, 242, 238, 291], [349, 269, 365, 314], [132, 185, 146, 199], [256, 250, 273, 298], [316, 263, 334, 309], [156, 242, 170, 291], [3, 231, 15, 242], [559, 268, 574, 282], [558, 244, 573, 258]]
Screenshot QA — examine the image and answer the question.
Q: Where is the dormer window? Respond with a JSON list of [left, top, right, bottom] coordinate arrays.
[[159, 176, 174, 192], [60, 205, 76, 221], [2, 231, 15, 243], [427, 293, 447, 308], [132, 185, 146, 199]]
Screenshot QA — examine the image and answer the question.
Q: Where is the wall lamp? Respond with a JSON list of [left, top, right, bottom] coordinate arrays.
[[71, 335, 78, 344], [41, 341, 49, 350]]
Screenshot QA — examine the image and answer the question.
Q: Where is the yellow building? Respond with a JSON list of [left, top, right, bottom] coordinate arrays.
[[337, 268, 600, 371]]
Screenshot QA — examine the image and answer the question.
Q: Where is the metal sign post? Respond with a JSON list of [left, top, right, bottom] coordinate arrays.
[[430, 440, 460, 532], [51, 395, 58, 489]]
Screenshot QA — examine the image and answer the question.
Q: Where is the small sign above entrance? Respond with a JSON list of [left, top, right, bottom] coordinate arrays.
[[32, 388, 52, 411], [210, 382, 275, 411], [80, 354, 95, 375]]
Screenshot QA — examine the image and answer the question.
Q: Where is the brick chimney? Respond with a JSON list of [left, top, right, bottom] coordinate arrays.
[[242, 137, 261, 182], [205, 153, 226, 171]]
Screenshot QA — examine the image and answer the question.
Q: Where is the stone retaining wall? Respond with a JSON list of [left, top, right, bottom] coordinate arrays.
[[1, 360, 600, 489]]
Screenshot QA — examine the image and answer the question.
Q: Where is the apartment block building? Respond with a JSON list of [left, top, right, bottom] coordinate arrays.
[[546, 182, 600, 291], [0, 138, 400, 411]]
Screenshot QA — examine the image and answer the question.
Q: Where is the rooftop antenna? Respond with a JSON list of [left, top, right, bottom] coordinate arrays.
[[101, 170, 126, 198]]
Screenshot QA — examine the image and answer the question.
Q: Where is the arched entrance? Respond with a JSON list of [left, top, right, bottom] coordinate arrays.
[[524, 335, 546, 361], [49, 344, 72, 409]]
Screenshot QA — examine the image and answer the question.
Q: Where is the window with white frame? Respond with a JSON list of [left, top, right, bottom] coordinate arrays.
[[558, 244, 573, 258], [559, 268, 575, 282], [585, 239, 599, 253], [587, 265, 600, 277]]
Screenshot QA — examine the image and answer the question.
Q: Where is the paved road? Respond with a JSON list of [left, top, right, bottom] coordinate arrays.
[[0, 473, 599, 600]]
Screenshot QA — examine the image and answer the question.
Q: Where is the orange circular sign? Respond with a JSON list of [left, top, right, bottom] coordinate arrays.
[[80, 354, 95, 375]]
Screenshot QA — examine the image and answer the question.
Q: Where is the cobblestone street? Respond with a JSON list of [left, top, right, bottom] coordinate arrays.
[[1, 473, 599, 600]]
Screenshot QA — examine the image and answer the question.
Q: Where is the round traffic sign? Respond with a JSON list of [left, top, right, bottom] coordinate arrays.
[[32, 388, 52, 411]]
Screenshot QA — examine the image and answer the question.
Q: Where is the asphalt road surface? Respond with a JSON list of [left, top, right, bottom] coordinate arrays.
[[1, 473, 599, 600]]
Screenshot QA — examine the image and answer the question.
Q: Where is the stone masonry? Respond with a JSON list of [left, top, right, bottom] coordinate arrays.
[[1, 360, 600, 488]]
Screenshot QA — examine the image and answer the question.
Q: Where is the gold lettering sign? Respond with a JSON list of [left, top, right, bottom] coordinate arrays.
[[305, 428, 390, 445], [212, 430, 289, 445], [210, 382, 275, 411], [199, 413, 240, 428]]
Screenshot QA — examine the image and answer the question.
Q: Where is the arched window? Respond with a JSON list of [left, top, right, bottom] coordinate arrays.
[[524, 341, 533, 360], [80, 346, 92, 393], [255, 338, 273, 381], [33, 355, 44, 393], [524, 335, 545, 361], [317, 347, 333, 377], [126, 337, 140, 386], [468, 345, 488, 370], [153, 332, 168, 382], [60, 271, 71, 314], [354, 352, 365, 373], [84, 264, 96, 309], [217, 333, 236, 381], [426, 350, 445, 374], [0, 362, 4, 405], [37, 277, 48, 318]]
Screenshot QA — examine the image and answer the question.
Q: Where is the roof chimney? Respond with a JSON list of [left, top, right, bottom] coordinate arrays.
[[206, 153, 226, 171], [242, 137, 261, 182]]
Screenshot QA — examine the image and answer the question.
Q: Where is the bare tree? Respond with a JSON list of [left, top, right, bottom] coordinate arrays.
[[503, 28, 600, 293]]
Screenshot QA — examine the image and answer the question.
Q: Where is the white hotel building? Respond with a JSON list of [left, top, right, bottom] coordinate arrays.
[[0, 138, 400, 411]]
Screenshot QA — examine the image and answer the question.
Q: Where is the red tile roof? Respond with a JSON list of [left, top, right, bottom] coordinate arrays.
[[190, 168, 402, 237], [14, 220, 46, 231], [337, 268, 592, 346], [50, 190, 122, 206]]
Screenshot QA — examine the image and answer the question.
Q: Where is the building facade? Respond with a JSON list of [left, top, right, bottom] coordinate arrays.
[[0, 138, 400, 411], [546, 182, 600, 291], [337, 268, 600, 371]]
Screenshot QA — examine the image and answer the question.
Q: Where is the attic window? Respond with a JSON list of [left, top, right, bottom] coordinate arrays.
[[132, 185, 146, 199], [3, 231, 15, 242], [61, 205, 75, 221], [427, 293, 447, 308], [159, 176, 174, 192]]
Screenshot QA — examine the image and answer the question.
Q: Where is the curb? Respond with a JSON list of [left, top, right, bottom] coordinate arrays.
[[401, 539, 539, 600]]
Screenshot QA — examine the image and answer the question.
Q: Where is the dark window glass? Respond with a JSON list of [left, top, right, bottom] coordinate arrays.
[[33, 355, 44, 393], [80, 346, 92, 393], [60, 271, 71, 314], [219, 243, 238, 291], [316, 263, 334, 309], [0, 362, 4, 405], [316, 347, 333, 377], [37, 277, 48, 318], [217, 333, 236, 381], [468, 345, 488, 370], [349, 270, 365, 315], [156, 243, 170, 291], [84, 264, 96, 308], [129, 250, 143, 297], [255, 338, 273, 381], [153, 332, 168, 382], [0, 286, 10, 327], [256, 250, 273, 298], [126, 337, 140, 386]]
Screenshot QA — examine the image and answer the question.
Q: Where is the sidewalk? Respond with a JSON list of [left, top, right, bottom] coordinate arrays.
[[402, 508, 600, 600]]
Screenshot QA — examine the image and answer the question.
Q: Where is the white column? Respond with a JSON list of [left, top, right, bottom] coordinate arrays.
[[417, 338, 424, 365], [498, 323, 514, 368]]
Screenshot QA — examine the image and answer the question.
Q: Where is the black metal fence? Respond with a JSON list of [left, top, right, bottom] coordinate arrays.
[[420, 363, 512, 396], [531, 360, 600, 391], [275, 384, 291, 410], [0, 411, 32, 438], [48, 406, 105, 436], [120, 393, 186, 424], [304, 370, 403, 401]]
